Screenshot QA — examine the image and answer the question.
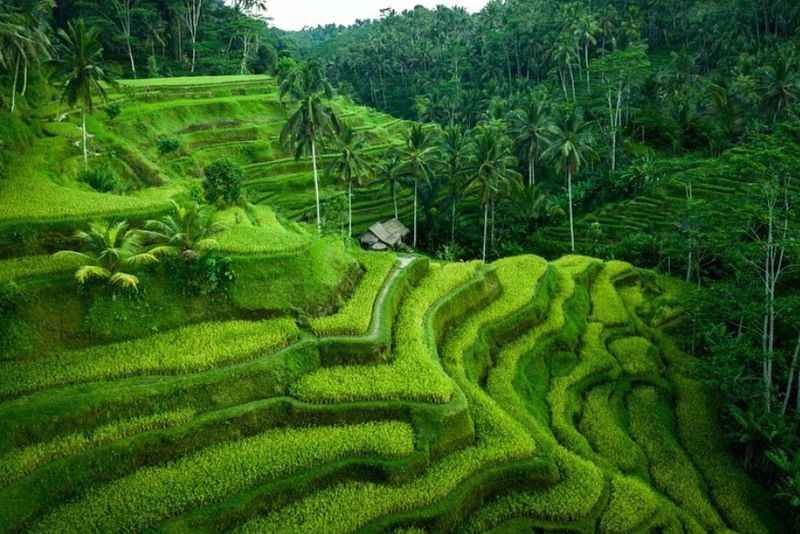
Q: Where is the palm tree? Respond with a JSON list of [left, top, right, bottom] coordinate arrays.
[[0, 2, 51, 112], [326, 124, 373, 237], [377, 153, 403, 220], [54, 19, 114, 170], [280, 61, 341, 233], [507, 181, 551, 235], [399, 124, 436, 249], [471, 126, 518, 262], [508, 96, 552, 186], [544, 111, 596, 253], [53, 221, 161, 290], [439, 125, 473, 243], [140, 201, 225, 261], [760, 55, 798, 124]]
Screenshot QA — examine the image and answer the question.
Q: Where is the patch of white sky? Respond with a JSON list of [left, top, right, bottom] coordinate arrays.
[[264, 1, 490, 31]]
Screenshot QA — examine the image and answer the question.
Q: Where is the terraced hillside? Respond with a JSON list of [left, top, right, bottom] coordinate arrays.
[[0, 75, 781, 533], [537, 136, 800, 253], [0, 251, 781, 532]]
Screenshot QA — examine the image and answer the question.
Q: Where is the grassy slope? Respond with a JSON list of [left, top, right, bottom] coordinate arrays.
[[0, 75, 779, 534]]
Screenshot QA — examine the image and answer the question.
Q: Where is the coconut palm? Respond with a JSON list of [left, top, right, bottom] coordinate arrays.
[[0, 1, 51, 112], [399, 124, 436, 249], [471, 125, 519, 262], [439, 125, 473, 243], [54, 18, 114, 170], [140, 201, 225, 261], [377, 152, 403, 220], [53, 221, 161, 290], [326, 124, 373, 237], [280, 61, 341, 232], [508, 96, 552, 186], [544, 111, 596, 253], [760, 55, 798, 124]]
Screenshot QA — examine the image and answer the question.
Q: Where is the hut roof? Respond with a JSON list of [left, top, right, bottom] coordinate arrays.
[[367, 219, 410, 248]]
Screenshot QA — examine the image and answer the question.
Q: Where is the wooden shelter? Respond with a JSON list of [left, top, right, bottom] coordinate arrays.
[[360, 219, 410, 251]]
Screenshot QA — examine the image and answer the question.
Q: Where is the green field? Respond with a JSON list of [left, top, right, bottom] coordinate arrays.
[[0, 75, 781, 533]]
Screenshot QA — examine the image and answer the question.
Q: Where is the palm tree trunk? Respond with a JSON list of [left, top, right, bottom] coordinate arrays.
[[127, 38, 137, 78], [82, 109, 89, 171], [21, 62, 28, 96], [348, 179, 353, 237], [482, 202, 489, 262], [451, 201, 456, 243], [528, 154, 535, 186], [568, 169, 575, 252], [569, 63, 576, 102], [10, 56, 19, 112], [311, 139, 321, 232], [781, 333, 800, 415], [413, 179, 418, 248]]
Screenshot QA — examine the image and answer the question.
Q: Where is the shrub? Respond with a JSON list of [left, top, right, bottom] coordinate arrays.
[[0, 318, 299, 398], [104, 103, 121, 122], [165, 253, 235, 296], [0, 409, 194, 487], [203, 159, 243, 205], [33, 422, 414, 533], [157, 137, 180, 155], [77, 166, 121, 193]]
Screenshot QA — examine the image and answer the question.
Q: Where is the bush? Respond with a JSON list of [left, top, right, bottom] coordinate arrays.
[[203, 159, 243, 205], [157, 137, 180, 155], [33, 422, 414, 533], [77, 166, 121, 193], [0, 318, 300, 398], [165, 253, 235, 296], [104, 103, 121, 122]]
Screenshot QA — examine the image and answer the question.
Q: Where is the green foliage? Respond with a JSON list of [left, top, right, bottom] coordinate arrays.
[[77, 165, 121, 193], [0, 318, 299, 398], [53, 220, 163, 291], [157, 137, 180, 155], [104, 102, 121, 121], [203, 159, 243, 206]]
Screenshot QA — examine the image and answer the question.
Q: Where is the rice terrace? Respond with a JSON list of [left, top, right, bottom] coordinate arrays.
[[0, 1, 798, 533]]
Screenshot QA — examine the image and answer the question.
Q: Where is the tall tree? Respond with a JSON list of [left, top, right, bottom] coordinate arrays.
[[0, 0, 51, 112], [438, 125, 472, 243], [399, 124, 436, 249], [326, 123, 373, 237], [544, 110, 595, 252], [377, 152, 403, 220], [280, 61, 340, 232], [508, 95, 552, 186], [471, 125, 518, 261], [184, 0, 203, 73], [54, 18, 113, 170]]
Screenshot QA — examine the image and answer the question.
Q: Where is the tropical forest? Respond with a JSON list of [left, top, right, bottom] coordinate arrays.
[[0, 0, 799, 532]]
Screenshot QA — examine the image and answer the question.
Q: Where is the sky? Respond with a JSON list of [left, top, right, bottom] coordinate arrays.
[[265, 1, 490, 31]]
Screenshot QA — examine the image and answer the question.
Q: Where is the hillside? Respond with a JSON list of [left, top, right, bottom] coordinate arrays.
[[0, 75, 784, 532]]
